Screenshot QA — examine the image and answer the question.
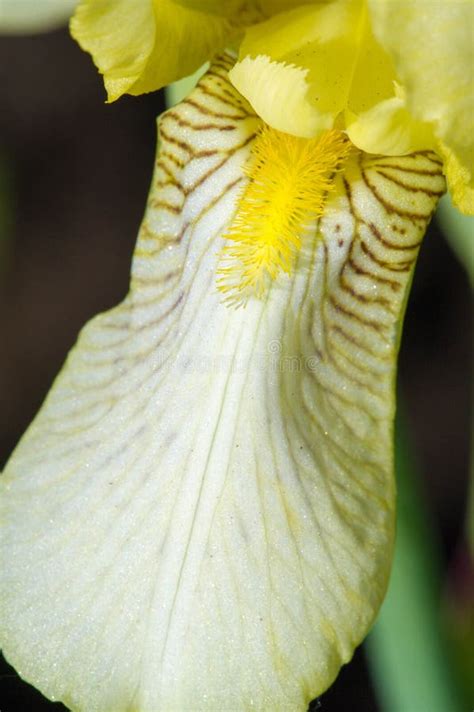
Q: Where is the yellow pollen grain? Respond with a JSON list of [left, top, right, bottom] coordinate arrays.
[[217, 126, 352, 306]]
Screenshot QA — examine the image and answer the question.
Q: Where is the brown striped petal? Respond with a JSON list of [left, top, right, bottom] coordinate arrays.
[[0, 54, 445, 711]]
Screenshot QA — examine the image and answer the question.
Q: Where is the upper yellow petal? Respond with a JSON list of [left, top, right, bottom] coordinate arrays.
[[172, 0, 251, 15], [71, 0, 233, 101], [346, 93, 435, 157], [231, 0, 408, 143], [437, 139, 474, 215], [368, 0, 474, 214], [345, 10, 397, 116], [70, 0, 155, 101], [229, 54, 326, 137], [234, 0, 368, 136]]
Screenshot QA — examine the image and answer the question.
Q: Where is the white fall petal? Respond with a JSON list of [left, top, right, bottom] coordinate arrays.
[[0, 55, 444, 711]]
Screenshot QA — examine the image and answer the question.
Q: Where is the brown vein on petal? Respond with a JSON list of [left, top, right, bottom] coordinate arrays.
[[181, 96, 249, 121], [359, 169, 436, 219], [150, 200, 182, 215], [365, 221, 423, 252], [358, 239, 414, 272], [328, 294, 387, 335], [374, 169, 445, 197], [338, 273, 395, 310], [159, 150, 185, 170], [325, 340, 386, 394], [184, 134, 256, 197], [158, 127, 212, 157], [370, 164, 443, 177], [345, 255, 402, 290], [164, 111, 237, 132]]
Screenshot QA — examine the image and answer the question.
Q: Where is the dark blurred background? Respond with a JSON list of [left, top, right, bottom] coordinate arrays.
[[0, 27, 471, 712]]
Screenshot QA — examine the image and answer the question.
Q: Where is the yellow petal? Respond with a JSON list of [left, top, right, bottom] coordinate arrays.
[[235, 0, 366, 136], [437, 139, 474, 215], [70, 0, 232, 101], [172, 0, 248, 14], [70, 0, 154, 101], [368, 0, 474, 215], [0, 56, 445, 711], [258, 0, 320, 12], [233, 0, 398, 139], [346, 96, 435, 157], [345, 12, 397, 116], [229, 54, 326, 137]]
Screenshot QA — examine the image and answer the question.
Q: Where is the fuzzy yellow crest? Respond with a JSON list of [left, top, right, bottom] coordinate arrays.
[[217, 126, 352, 305]]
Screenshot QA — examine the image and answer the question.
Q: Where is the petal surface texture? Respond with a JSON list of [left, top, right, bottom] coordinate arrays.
[[0, 56, 445, 712], [70, 0, 233, 101], [230, 0, 398, 139]]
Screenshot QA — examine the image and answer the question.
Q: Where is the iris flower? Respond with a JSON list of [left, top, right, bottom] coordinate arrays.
[[0, 1, 472, 710]]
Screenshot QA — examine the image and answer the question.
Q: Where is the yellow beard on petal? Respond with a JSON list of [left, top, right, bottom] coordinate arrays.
[[217, 126, 352, 306]]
